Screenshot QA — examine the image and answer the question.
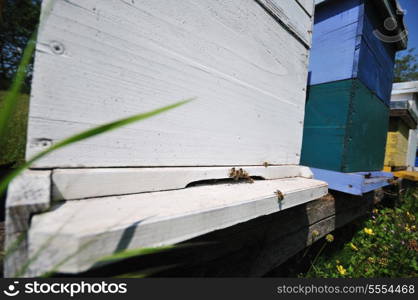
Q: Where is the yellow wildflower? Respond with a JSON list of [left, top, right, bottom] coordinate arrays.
[[367, 257, 376, 263], [336, 265, 347, 275], [325, 234, 334, 243], [378, 258, 388, 266], [350, 243, 359, 251], [372, 208, 379, 214], [405, 225, 411, 233], [364, 228, 374, 235], [411, 225, 416, 231], [406, 212, 415, 221], [336, 260, 340, 264], [312, 230, 320, 238]]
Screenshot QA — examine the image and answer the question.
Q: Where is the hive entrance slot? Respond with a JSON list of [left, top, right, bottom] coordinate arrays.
[[185, 176, 266, 188]]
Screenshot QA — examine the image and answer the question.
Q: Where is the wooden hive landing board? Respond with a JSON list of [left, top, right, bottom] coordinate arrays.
[[27, 177, 327, 275]]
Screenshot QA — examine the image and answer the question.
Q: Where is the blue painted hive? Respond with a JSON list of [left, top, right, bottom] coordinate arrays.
[[308, 0, 407, 105], [301, 0, 407, 173]]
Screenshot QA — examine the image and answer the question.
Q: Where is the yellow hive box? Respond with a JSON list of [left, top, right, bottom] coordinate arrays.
[[393, 171, 418, 181], [384, 118, 409, 168]]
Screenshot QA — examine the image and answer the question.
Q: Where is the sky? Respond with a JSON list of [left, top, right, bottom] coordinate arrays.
[[398, 0, 418, 55]]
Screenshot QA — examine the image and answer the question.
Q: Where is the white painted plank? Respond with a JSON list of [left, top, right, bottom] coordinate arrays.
[[52, 165, 313, 200], [27, 0, 311, 168], [297, 0, 315, 16], [392, 81, 418, 94], [256, 0, 312, 45], [28, 177, 327, 274], [406, 129, 418, 170], [391, 90, 418, 124], [4, 170, 51, 278]]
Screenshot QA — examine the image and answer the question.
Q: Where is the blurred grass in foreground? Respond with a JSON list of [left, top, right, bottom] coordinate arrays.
[[0, 90, 29, 167]]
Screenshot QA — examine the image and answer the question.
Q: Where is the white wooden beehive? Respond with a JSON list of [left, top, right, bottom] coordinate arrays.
[[5, 0, 328, 277], [28, 0, 313, 169]]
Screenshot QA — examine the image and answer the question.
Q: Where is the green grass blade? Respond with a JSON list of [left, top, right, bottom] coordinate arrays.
[[0, 98, 194, 195], [97, 245, 176, 265]]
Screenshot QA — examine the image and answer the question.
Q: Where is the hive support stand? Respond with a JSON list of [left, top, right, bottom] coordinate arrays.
[[309, 168, 393, 195]]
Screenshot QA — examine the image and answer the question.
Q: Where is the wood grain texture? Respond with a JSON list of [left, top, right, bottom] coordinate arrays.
[[256, 0, 312, 46], [74, 190, 381, 277], [27, 177, 327, 275], [52, 165, 313, 200], [27, 0, 312, 168], [296, 0, 315, 16], [4, 170, 51, 278]]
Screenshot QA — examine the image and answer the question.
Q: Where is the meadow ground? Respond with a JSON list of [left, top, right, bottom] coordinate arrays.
[[270, 184, 418, 278]]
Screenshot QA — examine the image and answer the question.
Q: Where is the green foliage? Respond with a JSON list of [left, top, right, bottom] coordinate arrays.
[[394, 48, 418, 83], [304, 187, 418, 278], [0, 0, 41, 91], [0, 91, 29, 166]]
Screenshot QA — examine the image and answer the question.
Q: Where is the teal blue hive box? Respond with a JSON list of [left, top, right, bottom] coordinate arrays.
[[301, 79, 389, 172], [301, 0, 407, 172]]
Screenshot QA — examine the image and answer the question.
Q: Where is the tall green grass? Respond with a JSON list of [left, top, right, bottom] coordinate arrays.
[[0, 91, 28, 167]]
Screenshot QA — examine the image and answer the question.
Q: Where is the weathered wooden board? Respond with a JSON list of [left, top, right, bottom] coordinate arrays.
[[297, 0, 315, 16], [255, 0, 313, 46], [27, 177, 327, 275], [4, 170, 51, 278], [52, 165, 313, 200], [72, 190, 380, 277], [27, 0, 312, 168]]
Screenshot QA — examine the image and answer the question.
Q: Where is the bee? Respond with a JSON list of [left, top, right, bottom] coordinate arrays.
[[275, 190, 284, 201], [229, 167, 237, 179], [263, 162, 269, 168], [228, 167, 254, 183]]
